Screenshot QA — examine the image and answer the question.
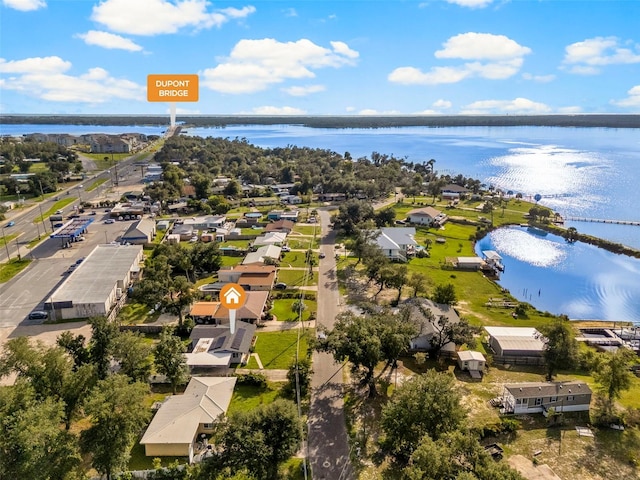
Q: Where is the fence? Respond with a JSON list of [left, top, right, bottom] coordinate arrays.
[[492, 355, 545, 366]]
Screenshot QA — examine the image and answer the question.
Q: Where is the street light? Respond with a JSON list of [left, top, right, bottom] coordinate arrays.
[[37, 178, 48, 233]]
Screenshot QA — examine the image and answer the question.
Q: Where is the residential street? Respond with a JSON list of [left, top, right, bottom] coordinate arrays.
[[307, 208, 354, 480]]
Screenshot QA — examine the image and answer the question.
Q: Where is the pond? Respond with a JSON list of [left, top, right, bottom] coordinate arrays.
[[474, 226, 640, 323]]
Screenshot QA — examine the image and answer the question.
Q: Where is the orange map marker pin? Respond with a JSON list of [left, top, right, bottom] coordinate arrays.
[[220, 283, 247, 334]]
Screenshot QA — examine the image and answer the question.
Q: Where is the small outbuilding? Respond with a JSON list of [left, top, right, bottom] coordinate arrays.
[[457, 350, 486, 378]]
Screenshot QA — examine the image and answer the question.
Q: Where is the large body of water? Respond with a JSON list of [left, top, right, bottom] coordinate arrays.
[[476, 227, 640, 322], [3, 122, 639, 321]]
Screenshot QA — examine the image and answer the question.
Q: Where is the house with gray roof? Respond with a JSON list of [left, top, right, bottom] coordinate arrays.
[[501, 381, 592, 415], [121, 217, 156, 245], [485, 327, 546, 358], [372, 227, 418, 262], [403, 298, 461, 354], [186, 322, 256, 368], [140, 376, 237, 461]]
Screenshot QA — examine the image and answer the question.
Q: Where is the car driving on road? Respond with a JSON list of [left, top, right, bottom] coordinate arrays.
[[28, 311, 48, 320]]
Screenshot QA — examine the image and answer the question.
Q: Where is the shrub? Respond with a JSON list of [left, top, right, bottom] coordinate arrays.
[[236, 372, 267, 388]]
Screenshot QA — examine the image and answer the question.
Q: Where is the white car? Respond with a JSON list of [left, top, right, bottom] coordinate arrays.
[[281, 245, 291, 252], [104, 219, 115, 224]]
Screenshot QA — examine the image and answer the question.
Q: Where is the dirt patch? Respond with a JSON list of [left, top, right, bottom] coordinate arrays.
[[508, 454, 562, 480]]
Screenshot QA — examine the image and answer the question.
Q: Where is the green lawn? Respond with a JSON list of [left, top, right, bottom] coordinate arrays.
[[34, 197, 77, 223], [270, 298, 317, 322], [287, 237, 320, 250], [276, 269, 318, 287], [292, 225, 318, 236], [0, 258, 31, 283], [0, 233, 18, 247], [128, 441, 187, 471], [219, 255, 244, 267], [226, 383, 281, 415], [219, 239, 251, 248], [117, 302, 161, 325], [242, 330, 310, 369], [280, 251, 315, 268], [85, 178, 107, 192]]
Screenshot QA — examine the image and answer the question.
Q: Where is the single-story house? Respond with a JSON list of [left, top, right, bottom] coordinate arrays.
[[372, 227, 418, 262], [186, 322, 256, 368], [501, 381, 592, 415], [485, 327, 546, 358], [243, 245, 282, 265], [253, 231, 287, 247], [156, 220, 171, 231], [218, 265, 276, 291], [182, 215, 227, 230], [318, 192, 347, 202], [453, 257, 485, 271], [457, 351, 486, 378], [171, 224, 194, 240], [265, 219, 295, 233], [266, 209, 299, 222], [121, 217, 156, 245], [441, 184, 470, 200], [213, 290, 269, 325], [189, 301, 220, 324], [404, 298, 461, 354], [407, 207, 447, 227], [139, 376, 237, 462]]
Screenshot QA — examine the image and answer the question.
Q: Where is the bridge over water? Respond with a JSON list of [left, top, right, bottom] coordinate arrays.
[[565, 216, 640, 227]]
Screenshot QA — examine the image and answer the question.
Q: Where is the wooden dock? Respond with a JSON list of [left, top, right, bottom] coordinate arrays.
[[565, 216, 640, 226]]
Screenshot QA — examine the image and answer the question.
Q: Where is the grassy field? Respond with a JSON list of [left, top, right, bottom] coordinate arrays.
[[0, 258, 31, 282], [281, 251, 315, 268], [292, 225, 319, 236], [0, 232, 18, 247], [270, 298, 317, 322], [117, 302, 161, 325], [287, 237, 320, 250], [243, 330, 310, 369], [276, 269, 318, 288], [85, 178, 107, 192], [226, 383, 282, 415], [33, 197, 77, 223], [219, 255, 243, 268]]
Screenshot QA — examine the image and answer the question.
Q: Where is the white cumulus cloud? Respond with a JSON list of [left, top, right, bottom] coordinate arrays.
[[563, 36, 640, 74], [91, 0, 255, 36], [432, 99, 452, 109], [282, 85, 326, 96], [0, 56, 145, 103], [522, 72, 556, 83], [2, 0, 45, 11], [76, 30, 143, 51], [446, 0, 494, 8], [611, 84, 640, 109], [389, 32, 530, 85], [461, 97, 552, 114], [201, 38, 358, 94]]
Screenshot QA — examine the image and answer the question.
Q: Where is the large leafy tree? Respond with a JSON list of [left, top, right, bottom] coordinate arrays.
[[593, 348, 637, 417], [88, 316, 120, 380], [154, 327, 189, 394], [402, 430, 524, 480], [212, 399, 301, 480], [112, 330, 153, 383], [0, 384, 82, 480], [539, 318, 579, 381], [80, 375, 150, 480], [319, 308, 418, 397], [380, 370, 465, 461], [432, 283, 457, 305]]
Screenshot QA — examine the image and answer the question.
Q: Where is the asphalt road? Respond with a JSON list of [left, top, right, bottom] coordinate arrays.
[[307, 209, 354, 480]]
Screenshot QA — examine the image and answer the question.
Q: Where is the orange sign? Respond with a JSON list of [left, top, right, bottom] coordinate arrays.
[[147, 74, 199, 102], [220, 283, 247, 310]]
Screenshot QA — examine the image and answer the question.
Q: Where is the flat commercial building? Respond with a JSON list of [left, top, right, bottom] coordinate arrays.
[[47, 244, 143, 320]]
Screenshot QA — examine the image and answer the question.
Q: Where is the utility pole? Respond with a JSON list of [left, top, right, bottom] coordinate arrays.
[[37, 178, 48, 233], [2, 227, 10, 260]]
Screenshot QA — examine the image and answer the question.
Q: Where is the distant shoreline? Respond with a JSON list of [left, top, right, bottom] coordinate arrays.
[[1, 114, 640, 129]]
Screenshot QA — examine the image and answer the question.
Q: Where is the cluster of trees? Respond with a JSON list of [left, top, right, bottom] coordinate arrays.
[[0, 138, 80, 195], [379, 371, 524, 479], [0, 317, 177, 480], [131, 242, 222, 326]]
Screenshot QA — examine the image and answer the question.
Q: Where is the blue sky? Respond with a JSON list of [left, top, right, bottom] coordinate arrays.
[[1, 0, 639, 115]]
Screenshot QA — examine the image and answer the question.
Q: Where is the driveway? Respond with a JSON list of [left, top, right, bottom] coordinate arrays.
[[307, 209, 354, 480]]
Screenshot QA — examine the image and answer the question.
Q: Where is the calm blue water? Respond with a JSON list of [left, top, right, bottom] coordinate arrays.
[[3, 122, 639, 321], [476, 226, 640, 322]]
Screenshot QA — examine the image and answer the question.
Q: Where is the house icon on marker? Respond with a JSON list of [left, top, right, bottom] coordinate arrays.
[[223, 287, 241, 305]]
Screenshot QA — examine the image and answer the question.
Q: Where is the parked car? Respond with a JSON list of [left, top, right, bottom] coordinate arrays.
[[75, 257, 84, 264], [104, 219, 115, 224], [274, 282, 288, 290], [319, 252, 326, 259], [53, 222, 64, 228], [28, 311, 48, 320], [89, 211, 97, 215], [55, 209, 63, 214], [281, 245, 291, 252], [5, 221, 15, 227]]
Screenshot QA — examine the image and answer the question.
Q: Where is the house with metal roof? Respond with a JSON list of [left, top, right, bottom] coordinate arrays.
[[501, 381, 592, 415], [140, 376, 237, 461], [403, 298, 461, 354], [242, 244, 281, 265], [372, 227, 418, 262], [457, 351, 487, 378], [253, 231, 287, 247], [485, 326, 546, 358], [121, 217, 156, 245]]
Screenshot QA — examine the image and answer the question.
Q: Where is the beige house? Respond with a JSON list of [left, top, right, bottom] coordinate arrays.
[[407, 207, 447, 227], [140, 376, 237, 461], [456, 350, 486, 378]]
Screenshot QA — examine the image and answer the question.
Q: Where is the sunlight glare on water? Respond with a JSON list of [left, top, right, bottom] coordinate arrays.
[[489, 228, 566, 268]]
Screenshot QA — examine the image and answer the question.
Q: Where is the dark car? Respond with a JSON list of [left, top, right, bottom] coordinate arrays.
[[28, 311, 48, 320], [319, 252, 326, 259], [274, 282, 288, 290], [5, 221, 15, 227]]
